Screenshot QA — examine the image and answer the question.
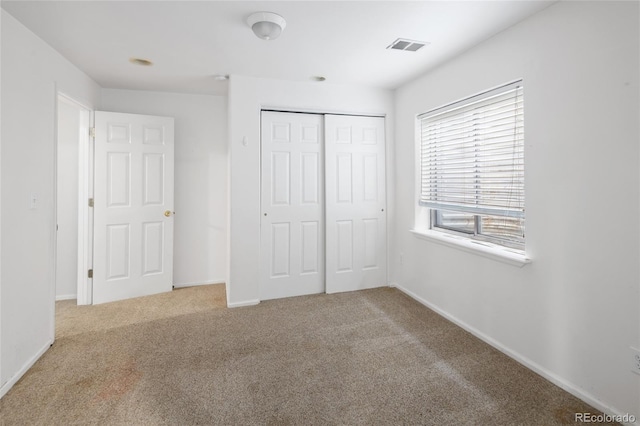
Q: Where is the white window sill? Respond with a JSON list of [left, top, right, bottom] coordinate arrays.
[[410, 229, 531, 267]]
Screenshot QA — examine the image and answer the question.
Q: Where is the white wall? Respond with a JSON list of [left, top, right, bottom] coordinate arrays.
[[100, 89, 228, 288], [227, 75, 394, 307], [55, 97, 81, 300], [393, 1, 639, 421], [1, 10, 101, 396]]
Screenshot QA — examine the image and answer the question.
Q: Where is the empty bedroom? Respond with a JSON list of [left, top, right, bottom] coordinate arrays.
[[0, 1, 638, 424]]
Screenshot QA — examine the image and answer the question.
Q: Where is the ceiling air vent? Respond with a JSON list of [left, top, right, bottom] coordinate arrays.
[[386, 38, 429, 52]]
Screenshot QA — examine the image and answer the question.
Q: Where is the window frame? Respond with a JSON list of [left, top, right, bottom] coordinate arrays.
[[418, 80, 526, 253], [431, 210, 524, 251]]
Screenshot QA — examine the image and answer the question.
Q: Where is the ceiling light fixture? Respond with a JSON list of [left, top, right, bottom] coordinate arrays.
[[247, 12, 286, 40]]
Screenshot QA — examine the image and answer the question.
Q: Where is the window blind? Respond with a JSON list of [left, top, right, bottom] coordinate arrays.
[[419, 81, 524, 219]]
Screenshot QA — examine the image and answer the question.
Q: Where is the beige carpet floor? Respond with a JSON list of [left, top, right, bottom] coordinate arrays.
[[0, 285, 616, 425], [55, 284, 227, 339]]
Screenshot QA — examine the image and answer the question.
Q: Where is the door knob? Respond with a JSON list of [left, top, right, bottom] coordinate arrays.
[[164, 210, 173, 217]]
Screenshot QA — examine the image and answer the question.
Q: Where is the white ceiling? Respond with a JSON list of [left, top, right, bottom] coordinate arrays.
[[1, 1, 555, 95]]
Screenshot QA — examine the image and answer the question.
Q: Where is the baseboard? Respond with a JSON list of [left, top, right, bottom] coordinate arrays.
[[227, 299, 260, 308], [0, 339, 52, 399], [389, 282, 639, 426], [55, 294, 77, 301], [173, 280, 225, 289]]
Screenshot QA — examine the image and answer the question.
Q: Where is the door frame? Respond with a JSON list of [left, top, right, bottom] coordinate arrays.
[[55, 92, 93, 306], [76, 102, 94, 305]]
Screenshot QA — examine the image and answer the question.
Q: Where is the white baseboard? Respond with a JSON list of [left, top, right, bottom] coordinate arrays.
[[173, 280, 225, 289], [0, 339, 52, 399], [227, 299, 260, 308], [55, 294, 77, 301], [389, 282, 639, 426]]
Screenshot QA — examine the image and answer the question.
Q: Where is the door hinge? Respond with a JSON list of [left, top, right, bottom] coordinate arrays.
[[89, 127, 95, 139], [88, 198, 94, 207], [88, 269, 93, 278]]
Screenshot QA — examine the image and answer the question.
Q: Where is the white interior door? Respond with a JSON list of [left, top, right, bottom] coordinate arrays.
[[260, 111, 325, 300], [325, 115, 386, 293], [93, 111, 175, 304]]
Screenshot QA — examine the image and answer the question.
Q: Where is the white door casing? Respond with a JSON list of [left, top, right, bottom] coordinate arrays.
[[325, 115, 387, 293], [93, 111, 175, 304], [260, 111, 325, 300]]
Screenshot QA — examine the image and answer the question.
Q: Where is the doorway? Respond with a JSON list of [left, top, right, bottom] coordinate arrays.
[[55, 94, 91, 303], [259, 111, 387, 301], [56, 106, 176, 305]]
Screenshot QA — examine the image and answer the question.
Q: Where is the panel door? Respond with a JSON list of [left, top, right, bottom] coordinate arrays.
[[260, 111, 324, 300], [93, 111, 175, 304], [325, 115, 386, 293]]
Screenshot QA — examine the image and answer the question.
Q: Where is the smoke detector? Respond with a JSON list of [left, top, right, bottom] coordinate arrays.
[[247, 12, 286, 40]]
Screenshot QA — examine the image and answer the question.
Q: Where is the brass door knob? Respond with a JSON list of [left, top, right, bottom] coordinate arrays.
[[164, 210, 172, 217]]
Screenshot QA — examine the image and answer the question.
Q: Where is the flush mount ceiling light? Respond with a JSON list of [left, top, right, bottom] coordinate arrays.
[[247, 12, 286, 40], [129, 57, 153, 66]]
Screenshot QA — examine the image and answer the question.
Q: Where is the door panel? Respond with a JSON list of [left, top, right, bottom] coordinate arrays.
[[142, 221, 164, 275], [325, 115, 386, 293], [336, 153, 353, 203], [260, 112, 324, 300], [301, 153, 319, 204], [106, 224, 130, 280], [93, 111, 174, 304], [300, 221, 320, 274], [336, 220, 354, 272], [363, 218, 379, 269], [107, 152, 131, 207], [271, 222, 291, 277], [143, 154, 165, 205], [271, 152, 291, 205]]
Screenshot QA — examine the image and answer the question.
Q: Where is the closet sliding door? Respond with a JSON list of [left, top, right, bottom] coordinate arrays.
[[260, 112, 325, 300], [260, 111, 386, 300], [325, 115, 386, 293]]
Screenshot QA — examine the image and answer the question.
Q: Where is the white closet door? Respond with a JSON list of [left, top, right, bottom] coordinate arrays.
[[325, 115, 386, 293], [93, 111, 174, 304], [260, 111, 325, 300]]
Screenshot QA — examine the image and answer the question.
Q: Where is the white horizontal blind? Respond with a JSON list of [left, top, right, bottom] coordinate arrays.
[[419, 82, 524, 219]]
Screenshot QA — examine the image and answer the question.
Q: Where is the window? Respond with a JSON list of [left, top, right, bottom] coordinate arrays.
[[419, 81, 525, 251]]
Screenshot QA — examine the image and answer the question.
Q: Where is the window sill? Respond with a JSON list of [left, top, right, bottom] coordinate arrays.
[[410, 229, 531, 267]]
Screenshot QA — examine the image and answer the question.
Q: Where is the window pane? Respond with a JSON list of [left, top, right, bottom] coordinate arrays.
[[480, 215, 524, 243], [436, 210, 475, 233]]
